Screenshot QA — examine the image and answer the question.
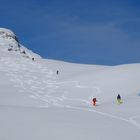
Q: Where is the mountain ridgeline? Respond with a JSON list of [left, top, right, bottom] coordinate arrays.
[[0, 28, 40, 61]]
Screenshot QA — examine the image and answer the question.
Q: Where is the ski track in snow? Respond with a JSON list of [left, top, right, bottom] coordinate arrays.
[[64, 105, 140, 130], [129, 116, 140, 129], [0, 56, 140, 131]]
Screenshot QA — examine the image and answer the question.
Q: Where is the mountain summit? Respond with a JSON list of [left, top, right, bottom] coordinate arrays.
[[0, 27, 40, 60]]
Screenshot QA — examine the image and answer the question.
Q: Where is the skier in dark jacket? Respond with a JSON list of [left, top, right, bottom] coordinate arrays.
[[117, 94, 122, 104], [56, 70, 59, 75]]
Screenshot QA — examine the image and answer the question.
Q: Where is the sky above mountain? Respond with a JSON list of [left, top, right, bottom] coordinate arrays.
[[0, 0, 140, 65]]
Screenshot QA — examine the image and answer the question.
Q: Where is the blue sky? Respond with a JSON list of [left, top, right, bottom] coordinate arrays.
[[0, 0, 140, 65]]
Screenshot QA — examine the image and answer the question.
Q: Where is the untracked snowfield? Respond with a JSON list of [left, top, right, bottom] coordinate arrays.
[[0, 28, 140, 140]]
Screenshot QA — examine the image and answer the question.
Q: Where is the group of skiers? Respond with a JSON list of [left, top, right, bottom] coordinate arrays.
[[55, 70, 122, 107], [92, 94, 122, 106]]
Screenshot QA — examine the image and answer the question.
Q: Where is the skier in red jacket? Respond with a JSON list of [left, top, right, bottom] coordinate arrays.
[[92, 98, 97, 106]]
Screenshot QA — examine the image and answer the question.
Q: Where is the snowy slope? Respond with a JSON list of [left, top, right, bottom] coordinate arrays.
[[0, 28, 140, 140]]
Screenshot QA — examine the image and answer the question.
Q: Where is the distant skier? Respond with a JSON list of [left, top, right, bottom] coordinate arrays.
[[56, 70, 59, 75], [92, 98, 97, 106], [117, 94, 122, 104]]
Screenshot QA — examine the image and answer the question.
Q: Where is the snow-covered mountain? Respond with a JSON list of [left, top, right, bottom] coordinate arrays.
[[0, 28, 40, 60], [1, 28, 140, 140]]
